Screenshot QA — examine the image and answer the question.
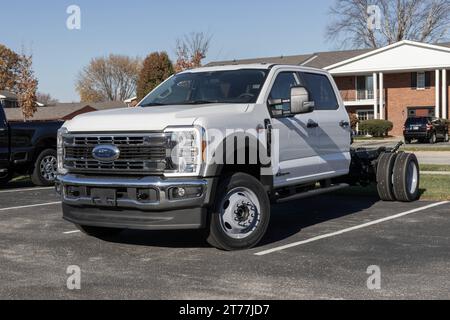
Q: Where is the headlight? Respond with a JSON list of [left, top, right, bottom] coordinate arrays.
[[164, 126, 205, 177], [57, 127, 68, 175]]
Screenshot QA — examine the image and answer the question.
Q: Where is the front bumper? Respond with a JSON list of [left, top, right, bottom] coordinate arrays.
[[56, 174, 214, 230]]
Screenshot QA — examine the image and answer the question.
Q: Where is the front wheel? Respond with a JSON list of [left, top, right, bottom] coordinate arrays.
[[206, 173, 271, 251], [31, 149, 58, 186], [444, 132, 449, 143]]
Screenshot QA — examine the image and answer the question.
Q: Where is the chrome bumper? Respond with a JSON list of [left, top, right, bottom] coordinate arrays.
[[56, 174, 209, 211]]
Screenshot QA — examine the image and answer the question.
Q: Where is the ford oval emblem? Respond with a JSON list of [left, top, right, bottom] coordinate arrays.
[[92, 145, 120, 162]]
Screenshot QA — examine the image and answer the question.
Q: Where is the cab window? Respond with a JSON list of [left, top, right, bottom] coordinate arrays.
[[300, 72, 338, 110]]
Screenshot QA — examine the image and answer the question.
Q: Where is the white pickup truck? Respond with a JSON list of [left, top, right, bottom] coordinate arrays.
[[56, 64, 420, 250]]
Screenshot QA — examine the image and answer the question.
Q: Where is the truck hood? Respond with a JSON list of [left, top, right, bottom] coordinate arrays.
[[64, 104, 248, 132]]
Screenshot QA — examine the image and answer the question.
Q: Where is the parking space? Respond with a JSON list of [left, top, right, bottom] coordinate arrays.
[[0, 186, 449, 299]]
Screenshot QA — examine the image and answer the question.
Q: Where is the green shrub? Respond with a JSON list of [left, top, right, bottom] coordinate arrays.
[[359, 119, 393, 137]]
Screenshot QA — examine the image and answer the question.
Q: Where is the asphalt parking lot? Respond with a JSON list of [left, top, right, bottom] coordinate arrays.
[[0, 183, 449, 300]]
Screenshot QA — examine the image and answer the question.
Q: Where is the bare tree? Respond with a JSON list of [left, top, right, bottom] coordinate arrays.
[[76, 54, 142, 102], [174, 32, 212, 72], [326, 0, 450, 48], [36, 92, 59, 106]]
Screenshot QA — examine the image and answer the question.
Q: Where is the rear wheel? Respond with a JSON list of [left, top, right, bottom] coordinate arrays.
[[445, 132, 449, 143], [376, 152, 397, 201], [31, 149, 58, 186], [206, 173, 270, 251], [393, 153, 420, 202], [77, 225, 124, 237]]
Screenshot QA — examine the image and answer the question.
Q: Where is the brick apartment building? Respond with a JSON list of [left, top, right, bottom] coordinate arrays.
[[208, 40, 450, 136]]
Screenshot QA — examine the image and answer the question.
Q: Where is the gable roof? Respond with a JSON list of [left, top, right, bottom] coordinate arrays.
[[0, 90, 17, 100], [325, 40, 450, 74]]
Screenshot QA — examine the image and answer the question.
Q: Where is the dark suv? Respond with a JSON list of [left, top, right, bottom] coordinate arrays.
[[404, 117, 449, 144]]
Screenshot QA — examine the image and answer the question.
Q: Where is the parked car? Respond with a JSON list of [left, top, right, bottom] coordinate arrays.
[[0, 103, 63, 185], [56, 64, 420, 250], [404, 117, 449, 144]]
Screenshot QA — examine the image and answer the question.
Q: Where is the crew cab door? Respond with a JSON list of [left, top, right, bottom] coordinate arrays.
[[0, 106, 10, 173], [300, 72, 351, 176], [266, 71, 321, 188]]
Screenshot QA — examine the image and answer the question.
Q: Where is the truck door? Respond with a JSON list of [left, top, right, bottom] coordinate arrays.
[[300, 72, 351, 176], [0, 106, 10, 174], [267, 71, 322, 188]]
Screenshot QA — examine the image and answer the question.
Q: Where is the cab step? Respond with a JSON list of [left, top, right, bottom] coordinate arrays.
[[275, 183, 349, 204]]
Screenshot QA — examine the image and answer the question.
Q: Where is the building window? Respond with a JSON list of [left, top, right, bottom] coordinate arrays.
[[356, 75, 374, 100], [356, 110, 375, 136], [417, 72, 426, 90]]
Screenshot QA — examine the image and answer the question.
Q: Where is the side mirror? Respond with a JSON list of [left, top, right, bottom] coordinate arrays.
[[290, 86, 315, 114]]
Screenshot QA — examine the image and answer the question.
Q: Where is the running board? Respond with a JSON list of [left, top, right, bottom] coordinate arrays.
[[275, 183, 349, 204]]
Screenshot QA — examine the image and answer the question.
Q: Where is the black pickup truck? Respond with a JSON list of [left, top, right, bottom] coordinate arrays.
[[0, 104, 63, 186]]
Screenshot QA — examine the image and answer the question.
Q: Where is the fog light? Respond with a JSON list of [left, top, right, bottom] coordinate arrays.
[[176, 187, 186, 198]]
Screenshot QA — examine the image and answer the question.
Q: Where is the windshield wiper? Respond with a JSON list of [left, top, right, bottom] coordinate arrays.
[[140, 102, 168, 107], [181, 100, 219, 105]]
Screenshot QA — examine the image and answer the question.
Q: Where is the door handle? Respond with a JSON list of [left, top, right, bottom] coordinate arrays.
[[339, 121, 350, 128], [307, 120, 319, 129]]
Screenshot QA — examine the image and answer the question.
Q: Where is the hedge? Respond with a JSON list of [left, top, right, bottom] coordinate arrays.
[[359, 119, 394, 137]]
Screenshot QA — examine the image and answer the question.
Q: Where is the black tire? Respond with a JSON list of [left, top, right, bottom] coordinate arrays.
[[404, 138, 411, 144], [376, 152, 397, 201], [445, 132, 449, 143], [393, 153, 420, 202], [31, 149, 58, 186], [206, 173, 271, 251], [77, 225, 124, 237], [429, 133, 437, 144]]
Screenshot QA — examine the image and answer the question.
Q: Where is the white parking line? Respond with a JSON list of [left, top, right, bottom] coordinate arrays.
[[0, 187, 54, 194], [255, 201, 450, 256], [0, 201, 61, 212], [64, 230, 81, 235]]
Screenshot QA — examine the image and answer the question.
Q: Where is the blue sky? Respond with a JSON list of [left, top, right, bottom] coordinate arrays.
[[0, 0, 336, 102]]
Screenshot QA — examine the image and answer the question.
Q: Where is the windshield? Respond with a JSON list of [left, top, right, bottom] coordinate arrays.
[[139, 69, 268, 106], [405, 117, 431, 125]]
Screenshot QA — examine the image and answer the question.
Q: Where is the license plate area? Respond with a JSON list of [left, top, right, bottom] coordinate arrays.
[[90, 188, 117, 207]]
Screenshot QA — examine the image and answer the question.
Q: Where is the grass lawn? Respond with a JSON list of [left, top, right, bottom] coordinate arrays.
[[420, 164, 450, 172], [402, 146, 450, 152], [354, 136, 395, 141], [337, 174, 450, 201]]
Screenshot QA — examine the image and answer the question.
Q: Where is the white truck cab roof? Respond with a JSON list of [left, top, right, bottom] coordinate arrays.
[[180, 63, 327, 74]]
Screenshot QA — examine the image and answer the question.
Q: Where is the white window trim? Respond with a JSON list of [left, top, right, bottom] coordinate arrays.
[[416, 71, 426, 90]]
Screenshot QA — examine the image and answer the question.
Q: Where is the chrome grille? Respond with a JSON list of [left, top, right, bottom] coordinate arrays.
[[63, 134, 171, 174]]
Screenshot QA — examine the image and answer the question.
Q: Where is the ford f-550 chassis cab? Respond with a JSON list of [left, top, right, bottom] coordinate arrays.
[[56, 64, 420, 250]]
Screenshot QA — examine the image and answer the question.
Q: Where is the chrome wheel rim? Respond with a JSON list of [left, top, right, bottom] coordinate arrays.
[[406, 161, 418, 194], [219, 187, 261, 240], [40, 155, 57, 182]]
